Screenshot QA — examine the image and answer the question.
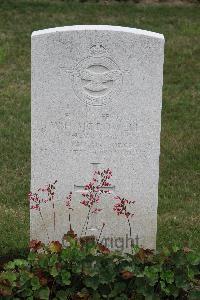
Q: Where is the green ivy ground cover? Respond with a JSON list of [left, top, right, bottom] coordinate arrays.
[[0, 236, 200, 299]]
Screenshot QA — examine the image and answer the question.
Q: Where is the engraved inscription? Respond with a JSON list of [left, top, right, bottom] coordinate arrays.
[[48, 111, 138, 156]]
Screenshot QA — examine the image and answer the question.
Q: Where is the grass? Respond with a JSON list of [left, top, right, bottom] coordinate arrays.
[[0, 0, 199, 256]]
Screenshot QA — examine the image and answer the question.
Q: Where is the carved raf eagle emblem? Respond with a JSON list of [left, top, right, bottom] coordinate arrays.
[[80, 68, 121, 92], [72, 45, 122, 105]]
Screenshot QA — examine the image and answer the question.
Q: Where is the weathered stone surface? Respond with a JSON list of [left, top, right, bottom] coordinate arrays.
[[31, 25, 164, 251]]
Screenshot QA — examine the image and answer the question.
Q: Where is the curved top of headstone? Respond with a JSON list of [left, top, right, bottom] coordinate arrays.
[[32, 25, 164, 40]]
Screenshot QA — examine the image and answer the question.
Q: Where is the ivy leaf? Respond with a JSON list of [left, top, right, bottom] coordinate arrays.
[[49, 241, 62, 253], [91, 291, 101, 300], [72, 263, 82, 274], [31, 276, 41, 290], [187, 252, 200, 266], [20, 288, 34, 297], [60, 248, 69, 261], [160, 280, 171, 295], [144, 266, 159, 286], [49, 254, 58, 266], [15, 259, 29, 268], [5, 259, 28, 271], [76, 288, 90, 299], [50, 266, 58, 277], [172, 245, 180, 253], [56, 290, 70, 299], [1, 271, 17, 283], [60, 270, 71, 285], [189, 289, 200, 300], [114, 294, 128, 300], [109, 282, 126, 297], [135, 248, 154, 263], [84, 276, 99, 290], [19, 270, 32, 285], [161, 270, 174, 284], [37, 287, 50, 300], [175, 274, 190, 290], [38, 256, 49, 269], [28, 252, 37, 262], [135, 279, 155, 298], [29, 240, 44, 252]]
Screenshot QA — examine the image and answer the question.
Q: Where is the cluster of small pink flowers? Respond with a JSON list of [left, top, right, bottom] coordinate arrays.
[[113, 196, 135, 219], [29, 180, 57, 211], [41, 180, 57, 202], [80, 168, 113, 213], [92, 208, 102, 214], [66, 192, 73, 210], [98, 168, 112, 190], [29, 168, 136, 239], [28, 192, 41, 211], [29, 190, 49, 211]]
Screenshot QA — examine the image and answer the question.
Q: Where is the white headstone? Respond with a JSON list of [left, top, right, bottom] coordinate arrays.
[[31, 25, 164, 251]]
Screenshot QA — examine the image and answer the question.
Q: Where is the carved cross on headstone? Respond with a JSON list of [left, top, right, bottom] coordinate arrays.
[[74, 163, 115, 235], [74, 163, 115, 193]]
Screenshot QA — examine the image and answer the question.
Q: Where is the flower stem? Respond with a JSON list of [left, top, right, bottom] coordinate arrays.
[[84, 207, 92, 236], [69, 212, 72, 231], [97, 223, 105, 243], [81, 207, 91, 236], [39, 210, 50, 243], [127, 217, 132, 237], [53, 204, 55, 233]]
